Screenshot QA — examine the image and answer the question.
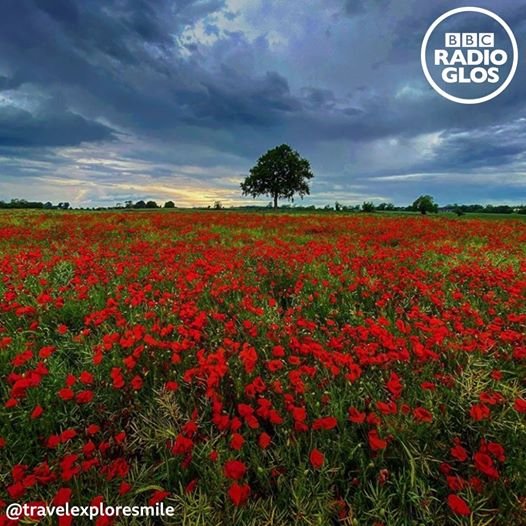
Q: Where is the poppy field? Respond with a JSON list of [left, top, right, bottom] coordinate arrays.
[[0, 210, 525, 525]]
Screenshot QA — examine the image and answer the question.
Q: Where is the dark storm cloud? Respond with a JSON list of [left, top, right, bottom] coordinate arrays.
[[342, 0, 390, 17], [0, 0, 525, 205], [33, 0, 80, 26], [1, 0, 524, 147], [0, 0, 305, 148], [0, 106, 114, 147], [411, 120, 526, 173], [191, 70, 301, 127]]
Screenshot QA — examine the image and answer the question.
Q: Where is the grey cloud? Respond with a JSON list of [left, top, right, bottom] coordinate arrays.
[[0, 0, 525, 206], [415, 121, 526, 172], [0, 106, 114, 147], [342, 0, 390, 17]]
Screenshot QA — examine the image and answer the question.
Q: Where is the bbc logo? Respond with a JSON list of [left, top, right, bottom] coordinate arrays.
[[445, 33, 495, 48]]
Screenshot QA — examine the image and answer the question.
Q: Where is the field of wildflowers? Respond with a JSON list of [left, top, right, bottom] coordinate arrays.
[[0, 210, 525, 525]]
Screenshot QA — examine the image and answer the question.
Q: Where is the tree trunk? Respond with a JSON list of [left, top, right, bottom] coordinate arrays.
[[273, 194, 278, 209]]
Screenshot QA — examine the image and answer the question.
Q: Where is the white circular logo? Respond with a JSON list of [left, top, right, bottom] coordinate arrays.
[[421, 7, 518, 104]]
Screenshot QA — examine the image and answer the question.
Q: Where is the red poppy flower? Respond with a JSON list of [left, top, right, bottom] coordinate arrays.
[[469, 403, 490, 421], [149, 490, 170, 505], [258, 432, 272, 449], [58, 388, 74, 401], [450, 444, 468, 462], [514, 398, 526, 413], [309, 448, 325, 469], [348, 407, 366, 424], [131, 375, 143, 390], [368, 430, 387, 451], [291, 406, 307, 422], [386, 372, 403, 398], [76, 390, 94, 404], [82, 441, 96, 456], [447, 494, 471, 516], [312, 416, 338, 430], [7, 481, 26, 499], [165, 380, 179, 391], [110, 368, 125, 389], [60, 429, 77, 442], [31, 405, 44, 419], [473, 452, 499, 479], [230, 433, 244, 450], [46, 434, 61, 448], [228, 483, 251, 506], [172, 434, 193, 455], [185, 479, 198, 493], [413, 407, 433, 423], [224, 459, 247, 480], [79, 371, 94, 385], [53, 487, 72, 506], [375, 400, 394, 415], [486, 442, 505, 462], [118, 481, 132, 495], [469, 476, 484, 493], [447, 475, 466, 491], [490, 370, 502, 381], [272, 345, 285, 357], [86, 424, 100, 435]]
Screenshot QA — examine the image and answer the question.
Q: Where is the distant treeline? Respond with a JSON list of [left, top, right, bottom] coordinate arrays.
[[1, 198, 526, 214], [0, 199, 70, 209], [122, 200, 175, 209], [355, 202, 526, 215], [442, 203, 526, 215]]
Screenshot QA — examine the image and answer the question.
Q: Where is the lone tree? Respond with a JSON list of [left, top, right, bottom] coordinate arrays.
[[362, 201, 375, 213], [412, 195, 438, 215], [241, 144, 314, 208]]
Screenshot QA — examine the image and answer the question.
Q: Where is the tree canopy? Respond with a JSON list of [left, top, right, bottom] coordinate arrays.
[[241, 144, 314, 208], [412, 195, 438, 215]]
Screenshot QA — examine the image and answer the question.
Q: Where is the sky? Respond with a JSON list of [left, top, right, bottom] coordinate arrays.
[[0, 0, 526, 208]]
